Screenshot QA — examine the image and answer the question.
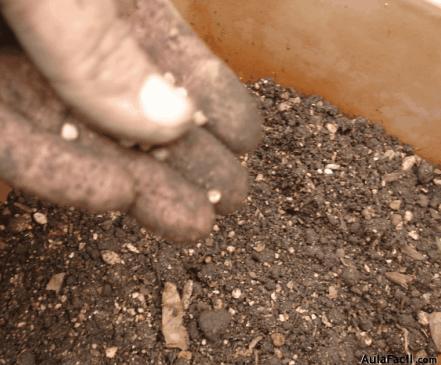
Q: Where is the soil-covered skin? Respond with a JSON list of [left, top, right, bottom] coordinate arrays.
[[1, 79, 441, 364]]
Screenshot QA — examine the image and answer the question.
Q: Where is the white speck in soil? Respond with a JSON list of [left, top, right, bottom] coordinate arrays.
[[207, 189, 222, 204], [60, 123, 79, 141], [32, 212, 47, 225]]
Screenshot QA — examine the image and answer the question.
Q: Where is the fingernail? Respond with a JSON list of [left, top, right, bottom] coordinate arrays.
[[139, 74, 191, 128]]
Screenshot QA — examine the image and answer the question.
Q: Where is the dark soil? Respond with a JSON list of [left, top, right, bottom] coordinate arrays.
[[1, 79, 441, 364]]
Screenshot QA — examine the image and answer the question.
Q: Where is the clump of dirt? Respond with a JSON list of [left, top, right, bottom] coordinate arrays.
[[1, 79, 441, 364]]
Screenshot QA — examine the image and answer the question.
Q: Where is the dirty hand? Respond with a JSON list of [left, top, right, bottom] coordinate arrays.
[[0, 0, 261, 242]]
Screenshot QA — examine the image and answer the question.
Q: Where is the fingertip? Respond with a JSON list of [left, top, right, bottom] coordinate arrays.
[[128, 156, 215, 243]]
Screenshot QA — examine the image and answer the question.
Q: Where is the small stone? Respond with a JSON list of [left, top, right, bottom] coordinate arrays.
[[46, 273, 66, 293], [402, 155, 417, 171], [253, 242, 266, 252], [61, 123, 79, 141], [408, 230, 419, 240], [271, 332, 286, 347], [198, 309, 231, 342], [417, 161, 434, 184], [207, 189, 222, 204], [126, 243, 140, 253], [418, 311, 430, 326], [105, 346, 118, 359], [325, 163, 340, 170], [292, 96, 301, 104], [341, 268, 361, 286], [193, 110, 208, 126], [255, 174, 264, 182], [362, 206, 375, 220], [417, 194, 429, 208], [32, 212, 47, 225], [391, 214, 402, 226], [232, 288, 242, 299], [328, 285, 338, 299], [357, 331, 373, 346], [429, 312, 441, 352], [384, 150, 396, 159], [326, 123, 337, 134], [389, 200, 401, 211], [101, 250, 122, 265], [404, 211, 413, 222], [277, 102, 291, 112], [324, 168, 333, 175], [151, 148, 169, 161], [16, 351, 35, 365]]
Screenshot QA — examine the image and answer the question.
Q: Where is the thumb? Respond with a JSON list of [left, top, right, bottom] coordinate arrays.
[[1, 0, 194, 145]]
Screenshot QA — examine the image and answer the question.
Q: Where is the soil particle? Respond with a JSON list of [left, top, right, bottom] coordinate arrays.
[[16, 351, 35, 365], [0, 79, 440, 363], [198, 309, 231, 342]]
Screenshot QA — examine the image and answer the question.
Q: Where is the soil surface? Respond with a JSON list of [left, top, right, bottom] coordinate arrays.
[[1, 79, 441, 364]]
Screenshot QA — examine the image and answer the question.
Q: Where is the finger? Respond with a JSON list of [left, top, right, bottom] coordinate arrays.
[[131, 0, 262, 154], [0, 105, 135, 212], [0, 0, 194, 145], [127, 154, 215, 242], [0, 53, 215, 241], [156, 128, 249, 215]]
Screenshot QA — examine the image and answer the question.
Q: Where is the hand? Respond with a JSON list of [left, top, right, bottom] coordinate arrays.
[[0, 0, 261, 242]]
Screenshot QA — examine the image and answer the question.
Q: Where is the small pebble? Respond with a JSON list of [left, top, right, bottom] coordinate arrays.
[[33, 212, 47, 225], [198, 309, 231, 342], [391, 214, 402, 226], [418, 311, 430, 326], [255, 174, 264, 182], [325, 163, 340, 170], [207, 189, 222, 204], [402, 155, 417, 171], [16, 351, 35, 365], [389, 200, 401, 211], [326, 123, 337, 134], [101, 250, 122, 265], [417, 161, 434, 184], [151, 148, 169, 161], [232, 288, 242, 299], [271, 332, 286, 347], [404, 211, 413, 222], [408, 230, 419, 240], [105, 346, 118, 359], [328, 285, 338, 299], [61, 123, 79, 141], [46, 273, 66, 293], [193, 110, 208, 126]]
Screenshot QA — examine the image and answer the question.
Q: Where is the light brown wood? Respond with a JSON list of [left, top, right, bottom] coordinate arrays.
[[173, 0, 441, 164]]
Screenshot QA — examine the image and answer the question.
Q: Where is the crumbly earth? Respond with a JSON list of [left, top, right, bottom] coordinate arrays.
[[1, 79, 441, 365]]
